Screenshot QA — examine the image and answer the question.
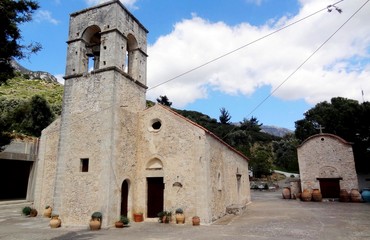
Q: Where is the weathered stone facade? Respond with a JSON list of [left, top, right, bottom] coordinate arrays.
[[34, 0, 250, 227], [297, 133, 358, 195]]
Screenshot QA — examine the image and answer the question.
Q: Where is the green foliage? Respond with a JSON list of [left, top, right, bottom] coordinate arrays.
[[219, 107, 231, 124], [156, 95, 172, 107], [272, 133, 299, 172], [119, 216, 130, 225], [22, 206, 32, 216], [175, 208, 183, 214], [249, 146, 274, 178], [2, 95, 55, 137], [91, 212, 102, 220], [295, 97, 370, 173], [0, 0, 41, 84]]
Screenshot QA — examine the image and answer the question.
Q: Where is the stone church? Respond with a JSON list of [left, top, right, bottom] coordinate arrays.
[[297, 133, 359, 198], [33, 0, 251, 227]]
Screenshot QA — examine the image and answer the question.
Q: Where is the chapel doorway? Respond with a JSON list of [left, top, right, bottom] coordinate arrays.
[[147, 177, 164, 218], [318, 178, 341, 198], [121, 180, 129, 216]]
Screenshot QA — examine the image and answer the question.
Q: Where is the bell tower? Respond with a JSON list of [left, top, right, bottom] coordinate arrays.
[[52, 0, 148, 226]]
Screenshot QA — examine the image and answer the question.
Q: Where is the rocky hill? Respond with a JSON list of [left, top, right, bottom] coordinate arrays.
[[261, 125, 293, 137], [10, 60, 58, 83]]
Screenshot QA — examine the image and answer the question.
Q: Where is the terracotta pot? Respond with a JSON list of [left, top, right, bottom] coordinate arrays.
[[301, 189, 312, 202], [339, 189, 350, 202], [43, 207, 52, 218], [192, 216, 200, 226], [30, 209, 38, 217], [282, 187, 291, 199], [115, 221, 124, 228], [89, 219, 101, 230], [50, 215, 61, 228], [133, 213, 143, 222], [312, 189, 322, 202], [350, 189, 362, 202], [175, 213, 185, 224]]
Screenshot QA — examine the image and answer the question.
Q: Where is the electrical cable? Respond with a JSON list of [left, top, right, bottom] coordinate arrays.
[[147, 0, 345, 91], [221, 0, 369, 140]]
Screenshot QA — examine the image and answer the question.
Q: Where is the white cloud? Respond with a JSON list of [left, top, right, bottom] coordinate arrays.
[[34, 10, 59, 25], [85, 0, 138, 9], [147, 0, 370, 108]]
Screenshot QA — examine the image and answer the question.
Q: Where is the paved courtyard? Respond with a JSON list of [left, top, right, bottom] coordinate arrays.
[[0, 190, 369, 240]]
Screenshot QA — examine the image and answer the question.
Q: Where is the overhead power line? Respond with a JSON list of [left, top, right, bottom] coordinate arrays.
[[221, 0, 369, 140], [148, 0, 345, 91], [245, 0, 369, 119]]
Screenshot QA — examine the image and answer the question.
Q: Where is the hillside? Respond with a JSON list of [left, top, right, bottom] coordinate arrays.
[[0, 77, 64, 107]]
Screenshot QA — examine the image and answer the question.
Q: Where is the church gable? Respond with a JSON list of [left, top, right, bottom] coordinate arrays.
[[297, 133, 358, 197]]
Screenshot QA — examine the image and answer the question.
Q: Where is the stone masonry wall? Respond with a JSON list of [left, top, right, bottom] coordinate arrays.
[[297, 134, 358, 191]]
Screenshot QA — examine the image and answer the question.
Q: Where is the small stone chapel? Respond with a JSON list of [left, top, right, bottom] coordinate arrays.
[[297, 133, 359, 198], [33, 0, 251, 227]]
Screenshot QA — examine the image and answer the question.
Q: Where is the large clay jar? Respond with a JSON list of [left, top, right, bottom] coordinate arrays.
[[50, 215, 61, 228], [301, 189, 312, 202], [192, 216, 200, 226], [175, 213, 185, 224], [43, 207, 52, 218], [350, 189, 362, 202], [89, 219, 101, 230], [361, 188, 370, 202], [312, 189, 322, 202], [339, 189, 350, 202], [282, 187, 291, 199]]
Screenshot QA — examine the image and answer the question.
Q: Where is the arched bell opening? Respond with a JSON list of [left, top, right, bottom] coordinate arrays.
[[82, 25, 101, 72]]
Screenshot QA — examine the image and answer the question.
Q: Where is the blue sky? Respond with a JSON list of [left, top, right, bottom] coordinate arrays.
[[18, 0, 370, 130]]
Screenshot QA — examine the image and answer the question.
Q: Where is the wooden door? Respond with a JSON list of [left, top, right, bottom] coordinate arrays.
[[121, 180, 129, 216], [319, 178, 340, 198], [147, 177, 164, 218]]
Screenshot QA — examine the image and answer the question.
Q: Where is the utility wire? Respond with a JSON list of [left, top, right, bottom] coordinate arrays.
[[222, 0, 369, 140], [148, 0, 345, 91]]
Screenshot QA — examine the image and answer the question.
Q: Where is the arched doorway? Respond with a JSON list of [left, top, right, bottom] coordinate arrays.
[[121, 180, 129, 216], [146, 158, 164, 218]]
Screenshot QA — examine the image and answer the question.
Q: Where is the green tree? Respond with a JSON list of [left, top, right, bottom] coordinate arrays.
[[7, 95, 54, 136], [0, 0, 41, 84], [219, 107, 231, 124], [272, 133, 299, 172], [249, 146, 273, 178], [156, 95, 172, 107]]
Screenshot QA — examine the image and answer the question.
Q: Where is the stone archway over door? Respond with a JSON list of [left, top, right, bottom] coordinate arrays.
[[121, 180, 129, 216], [147, 177, 164, 218], [318, 178, 341, 198]]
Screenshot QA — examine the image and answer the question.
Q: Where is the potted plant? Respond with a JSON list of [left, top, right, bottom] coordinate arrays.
[[163, 211, 172, 223], [89, 211, 102, 230], [133, 212, 143, 222], [22, 206, 32, 216], [115, 215, 130, 228], [43, 205, 52, 218], [175, 208, 185, 224], [157, 211, 165, 223], [22, 206, 37, 217]]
